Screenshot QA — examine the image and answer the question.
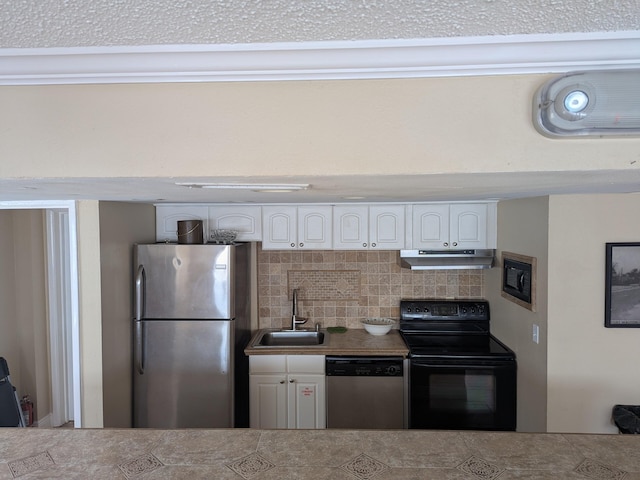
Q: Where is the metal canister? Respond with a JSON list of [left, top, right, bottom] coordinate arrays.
[[177, 220, 203, 244]]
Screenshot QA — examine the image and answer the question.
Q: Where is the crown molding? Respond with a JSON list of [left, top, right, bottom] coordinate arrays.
[[1, 31, 639, 85]]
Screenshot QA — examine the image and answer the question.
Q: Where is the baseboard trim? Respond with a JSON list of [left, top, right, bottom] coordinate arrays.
[[35, 413, 52, 428]]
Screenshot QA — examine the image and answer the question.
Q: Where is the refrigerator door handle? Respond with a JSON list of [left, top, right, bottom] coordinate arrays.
[[135, 265, 145, 321], [135, 265, 145, 374], [135, 321, 145, 375]]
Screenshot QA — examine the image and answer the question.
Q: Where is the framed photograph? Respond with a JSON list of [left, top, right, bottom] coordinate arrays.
[[605, 243, 640, 327]]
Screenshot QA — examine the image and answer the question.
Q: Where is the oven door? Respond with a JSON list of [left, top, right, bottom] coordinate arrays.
[[409, 359, 516, 431]]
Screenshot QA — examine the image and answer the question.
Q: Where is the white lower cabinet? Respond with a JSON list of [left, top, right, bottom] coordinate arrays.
[[249, 355, 326, 429]]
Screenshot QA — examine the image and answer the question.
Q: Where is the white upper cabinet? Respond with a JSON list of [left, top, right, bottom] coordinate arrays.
[[262, 206, 332, 250], [333, 205, 369, 249], [410, 204, 450, 249], [208, 206, 262, 242], [157, 202, 493, 251], [369, 205, 406, 249], [450, 204, 489, 249], [297, 206, 333, 249], [262, 206, 297, 249], [410, 203, 494, 250], [333, 205, 405, 250]]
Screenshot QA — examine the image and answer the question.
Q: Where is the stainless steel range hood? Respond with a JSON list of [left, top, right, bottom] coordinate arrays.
[[399, 249, 495, 270]]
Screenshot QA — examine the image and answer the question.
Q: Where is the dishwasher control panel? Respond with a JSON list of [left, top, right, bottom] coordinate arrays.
[[326, 356, 404, 376]]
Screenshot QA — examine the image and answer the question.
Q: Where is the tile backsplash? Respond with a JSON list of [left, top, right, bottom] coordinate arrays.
[[257, 245, 485, 329]]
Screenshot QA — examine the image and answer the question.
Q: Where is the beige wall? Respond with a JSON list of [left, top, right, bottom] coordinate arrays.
[[486, 197, 550, 433], [488, 194, 640, 434], [546, 194, 640, 434], [76, 200, 104, 428], [0, 210, 50, 425], [99, 201, 156, 428], [1, 76, 639, 181]]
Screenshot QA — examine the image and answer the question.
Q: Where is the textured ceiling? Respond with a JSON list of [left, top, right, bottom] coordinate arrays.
[[1, 0, 638, 49]]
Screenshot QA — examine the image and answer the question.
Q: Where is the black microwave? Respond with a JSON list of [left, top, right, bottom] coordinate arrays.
[[502, 257, 532, 304]]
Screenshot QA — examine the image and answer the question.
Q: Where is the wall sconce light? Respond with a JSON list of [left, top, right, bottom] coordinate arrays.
[[533, 69, 640, 138]]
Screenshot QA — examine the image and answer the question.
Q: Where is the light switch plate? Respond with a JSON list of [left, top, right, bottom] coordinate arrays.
[[532, 324, 540, 344]]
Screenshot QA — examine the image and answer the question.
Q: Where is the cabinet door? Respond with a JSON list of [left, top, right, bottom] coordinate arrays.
[[262, 206, 297, 249], [287, 374, 326, 429], [155, 205, 208, 243], [369, 205, 406, 249], [333, 205, 369, 249], [208, 206, 262, 242], [450, 203, 488, 249], [297, 206, 332, 249], [412, 204, 450, 249], [249, 374, 287, 429]]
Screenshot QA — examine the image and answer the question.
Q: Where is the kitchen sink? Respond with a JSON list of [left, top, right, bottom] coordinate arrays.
[[255, 330, 325, 347]]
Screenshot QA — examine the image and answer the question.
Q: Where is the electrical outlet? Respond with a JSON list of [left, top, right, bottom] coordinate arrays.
[[532, 324, 540, 344]]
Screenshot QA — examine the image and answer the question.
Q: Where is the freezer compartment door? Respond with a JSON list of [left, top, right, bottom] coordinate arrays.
[[135, 244, 234, 319], [133, 319, 234, 428]]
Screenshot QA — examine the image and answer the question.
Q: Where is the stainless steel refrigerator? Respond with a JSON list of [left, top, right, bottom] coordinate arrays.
[[133, 243, 251, 428]]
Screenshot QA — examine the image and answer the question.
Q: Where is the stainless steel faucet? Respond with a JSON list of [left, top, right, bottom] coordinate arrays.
[[291, 288, 308, 331]]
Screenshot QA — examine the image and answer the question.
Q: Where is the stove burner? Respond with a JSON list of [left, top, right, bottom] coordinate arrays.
[[399, 299, 515, 360]]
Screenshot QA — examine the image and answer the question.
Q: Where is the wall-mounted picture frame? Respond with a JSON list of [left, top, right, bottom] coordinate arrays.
[[501, 251, 536, 312], [605, 242, 640, 328]]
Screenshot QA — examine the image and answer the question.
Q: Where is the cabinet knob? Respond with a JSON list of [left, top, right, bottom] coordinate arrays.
[[453, 242, 458, 246], [290, 243, 295, 248], [289, 379, 295, 383], [279, 380, 285, 384], [443, 242, 449, 247], [363, 243, 367, 247], [299, 243, 304, 247], [371, 243, 376, 248]]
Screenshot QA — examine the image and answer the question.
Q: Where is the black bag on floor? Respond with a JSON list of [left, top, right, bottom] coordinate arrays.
[[0, 357, 26, 427], [612, 404, 640, 434]]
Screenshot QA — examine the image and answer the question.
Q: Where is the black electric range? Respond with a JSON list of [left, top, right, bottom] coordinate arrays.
[[399, 299, 517, 431]]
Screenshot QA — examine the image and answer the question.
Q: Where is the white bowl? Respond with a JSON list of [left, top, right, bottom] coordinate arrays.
[[361, 318, 395, 336]]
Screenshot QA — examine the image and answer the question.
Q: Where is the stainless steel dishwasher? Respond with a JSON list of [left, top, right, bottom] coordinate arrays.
[[326, 356, 406, 429]]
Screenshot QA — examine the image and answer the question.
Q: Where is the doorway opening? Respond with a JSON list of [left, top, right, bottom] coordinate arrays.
[[0, 201, 81, 428]]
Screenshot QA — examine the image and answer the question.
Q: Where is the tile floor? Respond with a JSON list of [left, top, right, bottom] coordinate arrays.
[[1, 428, 639, 479]]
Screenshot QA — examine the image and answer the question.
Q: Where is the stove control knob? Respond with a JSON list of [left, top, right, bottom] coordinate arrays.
[[386, 366, 398, 375]]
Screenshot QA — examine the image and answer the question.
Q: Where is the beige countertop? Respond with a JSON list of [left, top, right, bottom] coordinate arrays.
[[244, 328, 409, 357], [1, 427, 638, 479]]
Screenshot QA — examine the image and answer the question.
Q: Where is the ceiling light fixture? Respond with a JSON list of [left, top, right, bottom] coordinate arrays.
[[175, 182, 310, 192], [533, 69, 640, 137]]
